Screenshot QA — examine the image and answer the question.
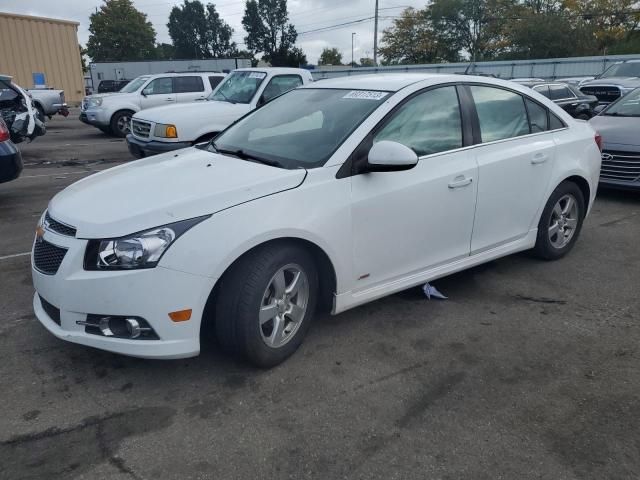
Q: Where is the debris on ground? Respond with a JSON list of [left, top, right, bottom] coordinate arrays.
[[422, 283, 448, 300]]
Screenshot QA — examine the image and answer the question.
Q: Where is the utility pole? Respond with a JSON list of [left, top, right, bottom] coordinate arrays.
[[352, 32, 356, 68], [373, 0, 379, 66]]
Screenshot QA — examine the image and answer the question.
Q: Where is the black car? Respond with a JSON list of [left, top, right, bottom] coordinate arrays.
[[520, 82, 598, 120], [97, 80, 130, 94], [0, 118, 23, 184]]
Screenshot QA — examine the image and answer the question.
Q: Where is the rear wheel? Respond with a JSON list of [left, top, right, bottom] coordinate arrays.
[[214, 243, 318, 368], [533, 182, 585, 260], [109, 110, 134, 138]]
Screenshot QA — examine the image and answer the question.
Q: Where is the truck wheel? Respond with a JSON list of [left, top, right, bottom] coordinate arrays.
[[35, 104, 46, 123], [109, 110, 134, 138], [215, 243, 318, 368]]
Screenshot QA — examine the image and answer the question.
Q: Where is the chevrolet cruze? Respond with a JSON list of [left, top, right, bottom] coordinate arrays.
[[32, 74, 602, 367]]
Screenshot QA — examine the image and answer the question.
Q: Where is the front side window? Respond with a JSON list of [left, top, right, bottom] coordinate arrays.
[[599, 62, 640, 78], [601, 88, 640, 117], [120, 76, 150, 93], [212, 88, 389, 169], [209, 71, 267, 104], [374, 86, 463, 156], [471, 86, 529, 142], [261, 75, 303, 103], [174, 76, 204, 93], [143, 77, 173, 95]]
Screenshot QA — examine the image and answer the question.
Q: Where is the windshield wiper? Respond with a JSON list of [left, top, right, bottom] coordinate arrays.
[[211, 143, 282, 168]]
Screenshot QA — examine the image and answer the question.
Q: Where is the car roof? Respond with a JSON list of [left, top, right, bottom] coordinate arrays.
[[304, 73, 458, 92], [233, 67, 312, 76], [0, 74, 12, 82]]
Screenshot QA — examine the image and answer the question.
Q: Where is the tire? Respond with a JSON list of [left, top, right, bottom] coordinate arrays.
[[532, 181, 586, 260], [214, 243, 318, 368], [109, 110, 134, 138], [35, 104, 46, 123]]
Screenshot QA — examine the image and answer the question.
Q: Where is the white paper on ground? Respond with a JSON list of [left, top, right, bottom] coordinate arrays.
[[422, 283, 448, 300]]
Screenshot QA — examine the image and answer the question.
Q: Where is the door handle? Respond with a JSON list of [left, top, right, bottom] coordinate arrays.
[[531, 153, 548, 165], [448, 176, 473, 189], [165, 98, 175, 102]]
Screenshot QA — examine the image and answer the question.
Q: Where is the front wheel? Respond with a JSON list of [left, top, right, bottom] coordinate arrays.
[[109, 110, 133, 138], [214, 244, 318, 368], [532, 182, 586, 260]]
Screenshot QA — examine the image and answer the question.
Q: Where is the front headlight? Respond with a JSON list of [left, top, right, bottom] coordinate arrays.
[[87, 97, 103, 107], [84, 216, 209, 271], [154, 123, 178, 138]]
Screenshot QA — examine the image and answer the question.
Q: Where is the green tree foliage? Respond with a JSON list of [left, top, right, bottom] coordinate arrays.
[[168, 1, 236, 59], [86, 0, 157, 61], [242, 0, 303, 66], [318, 47, 343, 65], [155, 43, 177, 60], [379, 7, 461, 65], [359, 57, 376, 67]]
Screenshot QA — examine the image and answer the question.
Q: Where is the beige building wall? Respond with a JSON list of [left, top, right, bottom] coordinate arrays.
[[0, 12, 84, 104]]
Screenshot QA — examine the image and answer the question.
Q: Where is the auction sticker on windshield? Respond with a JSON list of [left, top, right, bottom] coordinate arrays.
[[342, 91, 388, 100], [249, 72, 267, 79]]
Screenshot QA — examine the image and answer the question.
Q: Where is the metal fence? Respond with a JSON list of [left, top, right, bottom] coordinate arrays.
[[311, 54, 640, 81]]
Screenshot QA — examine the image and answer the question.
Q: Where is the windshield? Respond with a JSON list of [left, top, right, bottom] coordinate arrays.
[[603, 88, 640, 116], [599, 62, 640, 78], [119, 76, 150, 93], [209, 71, 267, 104], [212, 88, 390, 169]]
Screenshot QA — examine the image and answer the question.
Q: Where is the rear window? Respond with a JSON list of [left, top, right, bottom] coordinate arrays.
[[174, 76, 204, 93], [549, 85, 573, 100]]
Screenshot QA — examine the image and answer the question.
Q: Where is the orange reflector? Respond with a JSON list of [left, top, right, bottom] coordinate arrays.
[[166, 125, 178, 138], [35, 226, 45, 238], [169, 309, 192, 322]]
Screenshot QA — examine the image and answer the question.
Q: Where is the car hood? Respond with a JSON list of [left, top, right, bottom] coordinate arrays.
[[590, 115, 640, 147], [48, 147, 306, 238], [582, 77, 640, 88], [135, 101, 250, 126]]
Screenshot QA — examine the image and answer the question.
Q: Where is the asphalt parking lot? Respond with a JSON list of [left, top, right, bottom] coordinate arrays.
[[0, 110, 639, 480]]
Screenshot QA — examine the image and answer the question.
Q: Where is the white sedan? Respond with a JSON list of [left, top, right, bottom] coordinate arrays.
[[32, 74, 602, 367]]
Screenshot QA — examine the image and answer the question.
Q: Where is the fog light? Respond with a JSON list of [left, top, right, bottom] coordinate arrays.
[[78, 315, 158, 340], [125, 318, 142, 339]]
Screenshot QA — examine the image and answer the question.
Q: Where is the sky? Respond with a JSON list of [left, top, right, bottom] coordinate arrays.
[[0, 0, 426, 64]]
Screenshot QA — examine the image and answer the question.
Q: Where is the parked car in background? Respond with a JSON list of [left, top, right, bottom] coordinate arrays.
[[0, 74, 46, 143], [27, 88, 69, 120], [80, 72, 227, 137], [33, 74, 601, 367], [97, 79, 130, 94], [520, 81, 598, 119], [590, 87, 640, 190], [580, 60, 640, 104], [126, 68, 313, 158], [0, 118, 23, 184], [557, 76, 595, 86], [511, 77, 545, 83]]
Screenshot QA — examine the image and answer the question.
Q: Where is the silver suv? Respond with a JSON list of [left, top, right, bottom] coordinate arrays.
[[80, 72, 226, 137], [579, 60, 640, 105]]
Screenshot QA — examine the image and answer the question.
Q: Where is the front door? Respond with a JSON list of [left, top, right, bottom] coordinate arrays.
[[140, 77, 176, 109], [350, 86, 478, 292]]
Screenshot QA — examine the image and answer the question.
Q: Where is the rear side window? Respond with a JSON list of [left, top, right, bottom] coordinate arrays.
[[470, 86, 529, 142], [209, 76, 223, 90], [549, 85, 573, 100], [533, 85, 551, 98], [549, 112, 566, 130], [525, 98, 548, 133], [174, 76, 204, 93], [374, 86, 463, 156]]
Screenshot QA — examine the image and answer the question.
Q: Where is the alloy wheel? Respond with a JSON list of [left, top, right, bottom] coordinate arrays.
[[548, 193, 579, 249]]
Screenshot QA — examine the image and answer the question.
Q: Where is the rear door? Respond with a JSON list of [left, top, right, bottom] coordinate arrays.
[[140, 77, 176, 109], [174, 76, 207, 103], [468, 85, 556, 253]]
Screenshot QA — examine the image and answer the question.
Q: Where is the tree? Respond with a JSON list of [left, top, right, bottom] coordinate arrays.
[[79, 45, 88, 73], [318, 47, 343, 65], [168, 0, 236, 59], [86, 0, 156, 61], [379, 7, 460, 65], [155, 43, 177, 60], [242, 0, 302, 66], [428, 0, 516, 61], [359, 57, 376, 67]]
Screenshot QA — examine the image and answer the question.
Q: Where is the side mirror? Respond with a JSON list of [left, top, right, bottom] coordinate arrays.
[[366, 141, 418, 172], [141, 90, 148, 97], [593, 104, 606, 115]]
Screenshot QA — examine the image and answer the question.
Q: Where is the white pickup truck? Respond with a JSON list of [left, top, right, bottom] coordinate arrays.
[[28, 89, 69, 119], [81, 72, 227, 137], [126, 68, 313, 158]]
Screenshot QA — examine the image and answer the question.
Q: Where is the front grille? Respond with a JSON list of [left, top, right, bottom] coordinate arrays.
[[45, 212, 76, 237], [132, 119, 151, 138], [600, 150, 640, 183], [580, 85, 621, 103], [39, 296, 61, 326], [33, 240, 67, 275]]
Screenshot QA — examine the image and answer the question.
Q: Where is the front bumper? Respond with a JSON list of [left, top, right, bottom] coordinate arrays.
[[599, 177, 640, 191], [31, 228, 217, 359], [79, 108, 110, 128], [126, 134, 192, 158], [0, 139, 23, 184], [54, 104, 69, 117]]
